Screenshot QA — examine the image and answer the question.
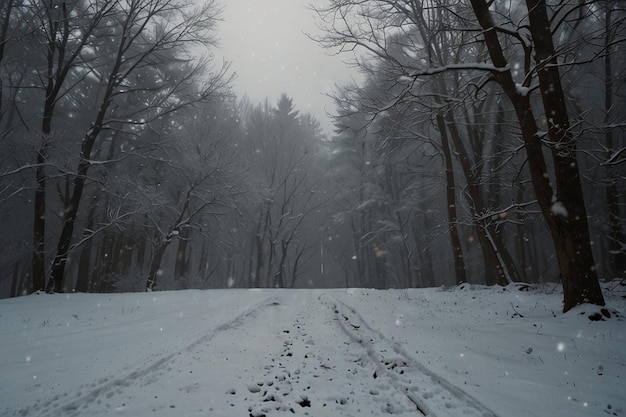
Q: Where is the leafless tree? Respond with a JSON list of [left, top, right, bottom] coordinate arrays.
[[315, 0, 616, 310], [45, 0, 232, 292]]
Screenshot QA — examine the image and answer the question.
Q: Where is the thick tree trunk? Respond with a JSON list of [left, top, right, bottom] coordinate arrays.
[[47, 131, 103, 292], [46, 164, 89, 293], [34, 90, 60, 292], [436, 114, 466, 285], [45, 31, 122, 291], [349, 217, 364, 287], [110, 234, 125, 276], [47, 93, 113, 292], [470, 0, 605, 310], [525, 0, 605, 310], [32, 2, 70, 292], [471, 0, 604, 311], [31, 20, 60, 293]]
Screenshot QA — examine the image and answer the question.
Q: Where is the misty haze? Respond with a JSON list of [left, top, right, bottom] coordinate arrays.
[[0, 1, 624, 416]]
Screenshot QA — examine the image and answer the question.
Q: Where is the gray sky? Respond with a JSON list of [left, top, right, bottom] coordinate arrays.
[[217, 0, 357, 133]]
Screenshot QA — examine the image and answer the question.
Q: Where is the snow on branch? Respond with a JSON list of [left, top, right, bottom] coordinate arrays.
[[472, 200, 539, 224], [406, 63, 509, 78]]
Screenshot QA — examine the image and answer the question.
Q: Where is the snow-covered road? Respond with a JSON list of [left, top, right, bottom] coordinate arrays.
[[245, 292, 500, 417], [1, 285, 624, 417]]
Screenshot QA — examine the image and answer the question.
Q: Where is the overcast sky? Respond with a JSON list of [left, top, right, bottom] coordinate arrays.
[[216, 0, 358, 133]]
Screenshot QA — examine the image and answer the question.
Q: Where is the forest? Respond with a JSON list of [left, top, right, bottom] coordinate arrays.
[[0, 0, 624, 312]]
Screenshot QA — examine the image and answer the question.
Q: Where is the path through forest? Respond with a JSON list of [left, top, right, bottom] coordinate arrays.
[[2, 285, 623, 417], [10, 291, 499, 417]]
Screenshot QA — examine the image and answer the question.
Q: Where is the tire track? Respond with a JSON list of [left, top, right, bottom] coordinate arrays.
[[328, 295, 500, 417], [18, 296, 281, 417], [245, 292, 430, 416]]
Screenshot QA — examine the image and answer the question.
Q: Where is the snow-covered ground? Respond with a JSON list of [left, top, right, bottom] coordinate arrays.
[[0, 281, 624, 417]]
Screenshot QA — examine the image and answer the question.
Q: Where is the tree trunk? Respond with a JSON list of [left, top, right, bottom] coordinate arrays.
[[414, 221, 433, 287], [136, 217, 149, 273], [146, 243, 169, 291], [31, 24, 58, 293], [436, 114, 466, 285], [32, 108, 54, 292], [46, 89, 113, 292], [443, 111, 520, 285], [470, 0, 605, 311], [74, 195, 98, 293], [45, 28, 122, 292], [276, 237, 288, 288], [32, 145, 48, 293], [246, 231, 255, 287], [515, 184, 529, 282], [174, 227, 190, 278], [0, 0, 14, 120], [525, 0, 605, 310], [253, 210, 265, 287], [254, 232, 263, 287], [603, 2, 626, 278], [111, 233, 125, 276], [46, 165, 89, 293]]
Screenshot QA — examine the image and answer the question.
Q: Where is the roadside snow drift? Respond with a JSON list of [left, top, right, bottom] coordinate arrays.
[[0, 282, 624, 417]]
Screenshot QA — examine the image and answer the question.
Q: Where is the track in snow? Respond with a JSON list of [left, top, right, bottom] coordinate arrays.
[[13, 291, 501, 417], [329, 295, 500, 417], [244, 292, 500, 417], [16, 296, 281, 417]]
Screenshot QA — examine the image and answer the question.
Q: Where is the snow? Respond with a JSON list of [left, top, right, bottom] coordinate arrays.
[[408, 63, 510, 78], [0, 282, 624, 417], [515, 83, 531, 96], [551, 201, 569, 217]]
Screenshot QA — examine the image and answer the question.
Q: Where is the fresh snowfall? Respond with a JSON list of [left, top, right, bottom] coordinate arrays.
[[0, 281, 624, 417]]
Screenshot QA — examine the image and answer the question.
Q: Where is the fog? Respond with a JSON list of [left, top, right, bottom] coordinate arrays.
[[218, 0, 357, 133], [0, 0, 622, 310]]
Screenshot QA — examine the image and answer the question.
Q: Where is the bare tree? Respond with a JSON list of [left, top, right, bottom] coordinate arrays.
[[17, 0, 118, 292], [316, 0, 609, 311], [240, 95, 325, 288], [45, 0, 231, 292], [469, 0, 605, 310], [142, 99, 243, 291]]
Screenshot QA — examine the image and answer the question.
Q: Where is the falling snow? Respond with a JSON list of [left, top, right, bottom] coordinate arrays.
[[551, 201, 569, 217], [0, 282, 623, 417]]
